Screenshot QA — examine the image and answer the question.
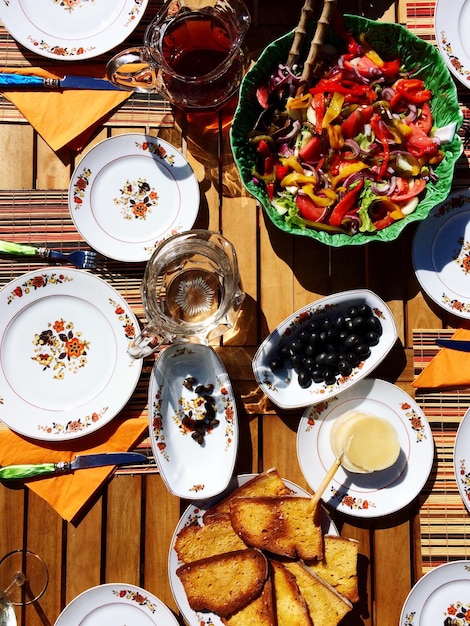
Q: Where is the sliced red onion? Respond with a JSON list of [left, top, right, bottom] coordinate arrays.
[[342, 138, 361, 159]]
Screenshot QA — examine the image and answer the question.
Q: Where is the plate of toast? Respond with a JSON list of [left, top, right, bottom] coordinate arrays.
[[168, 468, 360, 626]]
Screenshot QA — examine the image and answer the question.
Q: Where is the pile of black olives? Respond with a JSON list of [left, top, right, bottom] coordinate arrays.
[[269, 303, 383, 389]]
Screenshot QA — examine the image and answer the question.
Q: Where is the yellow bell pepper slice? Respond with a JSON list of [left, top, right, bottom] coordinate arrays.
[[279, 155, 304, 174], [330, 161, 369, 188], [280, 172, 317, 188], [286, 93, 313, 121], [326, 124, 344, 150], [302, 184, 337, 206], [322, 91, 345, 128]]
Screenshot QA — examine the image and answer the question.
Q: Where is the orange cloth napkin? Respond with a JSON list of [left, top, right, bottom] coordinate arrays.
[[0, 417, 148, 523], [0, 66, 130, 152], [412, 327, 470, 389]]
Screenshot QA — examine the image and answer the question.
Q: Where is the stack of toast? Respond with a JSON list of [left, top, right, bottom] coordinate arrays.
[[174, 467, 359, 625]]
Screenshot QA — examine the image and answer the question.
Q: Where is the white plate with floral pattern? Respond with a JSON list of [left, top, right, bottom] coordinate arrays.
[[297, 378, 434, 518], [413, 189, 470, 319], [400, 561, 470, 625], [0, 267, 142, 441], [148, 343, 238, 499], [168, 473, 338, 626], [435, 0, 470, 88], [252, 289, 397, 410], [454, 407, 470, 513], [0, 0, 149, 61], [54, 583, 179, 625], [69, 134, 200, 262]]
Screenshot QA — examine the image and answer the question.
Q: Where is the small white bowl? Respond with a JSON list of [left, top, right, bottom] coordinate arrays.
[[148, 343, 238, 499], [252, 289, 397, 410]]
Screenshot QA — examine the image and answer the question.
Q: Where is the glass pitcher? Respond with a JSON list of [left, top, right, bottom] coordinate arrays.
[[128, 230, 245, 358], [106, 0, 251, 110]]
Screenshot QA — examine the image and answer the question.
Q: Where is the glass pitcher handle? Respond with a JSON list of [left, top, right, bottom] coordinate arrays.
[[106, 47, 159, 93]]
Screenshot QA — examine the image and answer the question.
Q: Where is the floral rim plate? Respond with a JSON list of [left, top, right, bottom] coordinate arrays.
[[69, 134, 200, 262], [54, 583, 179, 625], [454, 407, 470, 513], [0, 267, 142, 441], [400, 561, 470, 625], [168, 473, 338, 626], [252, 289, 398, 410], [0, 0, 148, 61], [435, 0, 470, 88], [230, 14, 462, 247], [148, 343, 238, 499], [297, 378, 434, 518], [412, 188, 470, 319]]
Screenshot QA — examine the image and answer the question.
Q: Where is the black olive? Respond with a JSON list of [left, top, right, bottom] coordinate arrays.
[[307, 319, 322, 333], [279, 344, 292, 360], [350, 316, 366, 333], [367, 316, 383, 335], [290, 353, 304, 369], [355, 343, 371, 358], [357, 303, 373, 317], [312, 368, 325, 383], [324, 328, 341, 345], [289, 340, 305, 355], [347, 305, 359, 318], [307, 331, 322, 348], [324, 352, 339, 368], [337, 359, 353, 376], [344, 333, 361, 350], [364, 330, 380, 346], [323, 369, 337, 385], [298, 329, 310, 343], [347, 351, 361, 367], [321, 316, 334, 331], [298, 370, 312, 388], [302, 356, 317, 372], [333, 314, 347, 331], [303, 344, 316, 357], [269, 357, 284, 372], [315, 351, 328, 366]]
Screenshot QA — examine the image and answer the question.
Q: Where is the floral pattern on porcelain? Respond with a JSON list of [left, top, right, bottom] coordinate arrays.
[[32, 319, 89, 380], [7, 272, 73, 304], [27, 36, 95, 58], [114, 178, 159, 221], [37, 406, 108, 436], [438, 31, 470, 82], [112, 588, 157, 613]]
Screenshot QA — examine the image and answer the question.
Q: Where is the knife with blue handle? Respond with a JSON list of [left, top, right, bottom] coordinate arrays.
[[0, 452, 148, 480], [0, 73, 123, 91], [435, 339, 470, 352]]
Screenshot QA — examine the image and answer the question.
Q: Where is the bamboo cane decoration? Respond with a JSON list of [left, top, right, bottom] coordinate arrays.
[[307, 453, 343, 513], [297, 0, 338, 95], [286, 0, 317, 69]]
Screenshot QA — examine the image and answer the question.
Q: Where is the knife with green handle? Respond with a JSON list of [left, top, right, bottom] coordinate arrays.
[[0, 452, 148, 480]]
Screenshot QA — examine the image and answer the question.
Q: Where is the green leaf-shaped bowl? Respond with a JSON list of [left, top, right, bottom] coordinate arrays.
[[230, 15, 463, 246]]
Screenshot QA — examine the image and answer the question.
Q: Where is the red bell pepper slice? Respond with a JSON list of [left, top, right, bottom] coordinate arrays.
[[391, 78, 431, 108], [298, 135, 323, 162], [329, 178, 364, 226]]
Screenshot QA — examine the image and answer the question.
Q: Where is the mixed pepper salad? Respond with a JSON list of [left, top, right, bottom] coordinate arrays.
[[248, 17, 450, 235]]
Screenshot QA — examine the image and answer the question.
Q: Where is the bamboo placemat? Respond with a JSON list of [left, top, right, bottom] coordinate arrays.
[[0, 190, 157, 473], [413, 329, 470, 574]]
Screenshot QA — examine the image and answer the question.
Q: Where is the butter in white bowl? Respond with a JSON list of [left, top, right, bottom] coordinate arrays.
[[330, 409, 400, 474]]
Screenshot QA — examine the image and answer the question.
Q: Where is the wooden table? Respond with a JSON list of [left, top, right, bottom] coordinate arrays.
[[0, 1, 468, 625]]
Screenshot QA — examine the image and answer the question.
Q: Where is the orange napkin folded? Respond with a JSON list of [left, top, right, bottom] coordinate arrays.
[[412, 327, 470, 389], [0, 66, 131, 152], [0, 417, 148, 523]]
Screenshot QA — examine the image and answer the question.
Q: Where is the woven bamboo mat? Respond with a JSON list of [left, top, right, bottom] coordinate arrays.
[[413, 330, 470, 574], [0, 190, 157, 473]]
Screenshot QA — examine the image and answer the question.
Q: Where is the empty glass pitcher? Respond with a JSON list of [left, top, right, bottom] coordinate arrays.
[[106, 0, 251, 110]]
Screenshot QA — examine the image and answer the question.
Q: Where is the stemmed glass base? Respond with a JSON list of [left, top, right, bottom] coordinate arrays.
[[0, 550, 48, 606]]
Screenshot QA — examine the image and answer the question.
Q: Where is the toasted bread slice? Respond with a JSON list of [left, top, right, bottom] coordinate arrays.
[[306, 534, 360, 603], [229, 496, 323, 560], [176, 548, 268, 618], [174, 513, 247, 563], [284, 561, 353, 626], [271, 560, 313, 626], [203, 468, 291, 520], [222, 573, 276, 625]]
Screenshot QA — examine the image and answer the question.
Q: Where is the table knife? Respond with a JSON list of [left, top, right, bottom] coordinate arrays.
[[0, 73, 123, 91], [0, 452, 148, 480], [435, 339, 470, 352]]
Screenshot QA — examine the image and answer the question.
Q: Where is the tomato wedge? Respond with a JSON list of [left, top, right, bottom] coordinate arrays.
[[390, 177, 426, 202], [413, 102, 433, 135], [296, 195, 328, 222]]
